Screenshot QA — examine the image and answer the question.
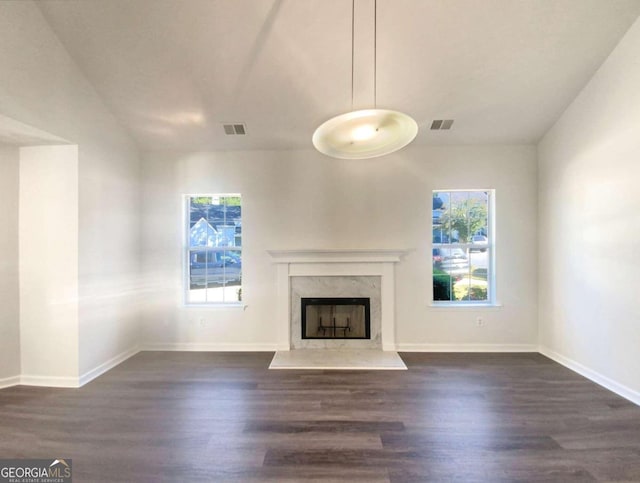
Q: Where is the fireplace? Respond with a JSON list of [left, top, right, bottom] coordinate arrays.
[[290, 276, 381, 349], [268, 249, 406, 350], [301, 297, 371, 339]]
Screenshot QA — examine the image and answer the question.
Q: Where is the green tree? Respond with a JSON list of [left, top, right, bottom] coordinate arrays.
[[220, 196, 241, 206], [192, 196, 212, 205], [440, 198, 487, 243], [191, 196, 241, 206]]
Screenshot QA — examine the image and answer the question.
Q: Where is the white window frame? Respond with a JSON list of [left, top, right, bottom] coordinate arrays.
[[431, 189, 496, 306], [183, 193, 243, 307]]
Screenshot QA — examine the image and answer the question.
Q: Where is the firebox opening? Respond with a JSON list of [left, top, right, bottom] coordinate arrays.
[[301, 297, 371, 339]]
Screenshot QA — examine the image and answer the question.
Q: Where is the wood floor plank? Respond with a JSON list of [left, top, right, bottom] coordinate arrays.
[[245, 420, 404, 434], [380, 431, 562, 451]]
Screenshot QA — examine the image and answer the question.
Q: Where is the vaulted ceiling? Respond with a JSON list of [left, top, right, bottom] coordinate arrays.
[[36, 0, 640, 151]]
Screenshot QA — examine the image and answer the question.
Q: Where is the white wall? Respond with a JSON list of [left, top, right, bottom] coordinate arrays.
[[142, 145, 538, 350], [0, 1, 141, 381], [0, 144, 20, 381], [538, 18, 640, 399], [77, 143, 141, 376], [19, 146, 79, 381]]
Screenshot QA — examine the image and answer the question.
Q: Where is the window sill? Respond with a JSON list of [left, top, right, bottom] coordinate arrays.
[[428, 302, 502, 310], [184, 303, 247, 310]]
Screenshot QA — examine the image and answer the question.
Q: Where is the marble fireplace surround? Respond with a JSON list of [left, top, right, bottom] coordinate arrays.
[[292, 276, 380, 349], [268, 249, 407, 351]]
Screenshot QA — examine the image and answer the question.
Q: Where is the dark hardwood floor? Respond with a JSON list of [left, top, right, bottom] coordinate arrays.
[[1, 352, 639, 482]]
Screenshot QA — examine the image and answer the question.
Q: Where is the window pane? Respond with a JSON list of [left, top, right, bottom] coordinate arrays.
[[187, 249, 243, 304], [433, 247, 470, 301], [190, 197, 216, 247], [189, 196, 242, 249], [189, 218, 216, 247], [432, 225, 450, 245], [433, 255, 452, 301], [187, 250, 208, 303], [467, 248, 489, 301], [222, 249, 242, 303], [432, 190, 492, 304], [469, 191, 489, 240], [450, 191, 471, 243], [453, 262, 489, 301], [226, 200, 242, 248], [186, 193, 242, 305], [433, 192, 451, 244], [437, 248, 470, 276]]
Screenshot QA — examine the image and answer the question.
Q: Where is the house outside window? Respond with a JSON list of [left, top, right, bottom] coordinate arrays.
[[432, 190, 494, 304], [185, 194, 242, 305]]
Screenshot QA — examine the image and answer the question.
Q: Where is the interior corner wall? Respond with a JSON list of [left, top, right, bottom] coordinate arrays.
[[538, 17, 640, 399], [0, 144, 20, 381], [141, 145, 537, 350], [19, 145, 79, 381], [0, 1, 142, 381]]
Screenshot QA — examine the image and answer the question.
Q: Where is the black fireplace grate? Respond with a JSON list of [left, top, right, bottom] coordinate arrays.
[[301, 297, 370, 340]]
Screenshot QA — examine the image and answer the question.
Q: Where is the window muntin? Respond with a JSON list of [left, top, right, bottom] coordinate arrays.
[[432, 190, 493, 304], [185, 195, 242, 304]]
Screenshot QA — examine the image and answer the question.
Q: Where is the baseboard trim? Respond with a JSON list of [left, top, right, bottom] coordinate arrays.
[[0, 375, 21, 390], [539, 346, 640, 407], [78, 346, 140, 387], [20, 375, 80, 388], [396, 343, 538, 352], [141, 343, 279, 352]]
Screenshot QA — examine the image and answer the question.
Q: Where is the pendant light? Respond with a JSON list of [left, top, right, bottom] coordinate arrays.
[[313, 0, 418, 159]]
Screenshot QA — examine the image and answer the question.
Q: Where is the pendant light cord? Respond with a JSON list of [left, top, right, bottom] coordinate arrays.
[[374, 0, 377, 109], [351, 0, 378, 111], [351, 0, 355, 112]]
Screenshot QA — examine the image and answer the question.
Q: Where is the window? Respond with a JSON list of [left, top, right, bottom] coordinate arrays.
[[432, 190, 493, 304], [185, 195, 242, 304]]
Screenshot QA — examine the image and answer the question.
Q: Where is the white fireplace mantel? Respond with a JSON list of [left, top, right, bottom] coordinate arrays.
[[268, 249, 408, 351], [267, 249, 407, 264]]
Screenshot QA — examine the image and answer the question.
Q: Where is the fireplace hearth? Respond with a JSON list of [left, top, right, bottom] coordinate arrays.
[[301, 297, 371, 340]]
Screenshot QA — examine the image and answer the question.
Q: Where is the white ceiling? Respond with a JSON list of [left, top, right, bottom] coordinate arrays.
[[37, 0, 640, 151]]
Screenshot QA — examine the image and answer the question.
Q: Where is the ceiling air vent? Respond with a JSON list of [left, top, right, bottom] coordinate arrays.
[[223, 123, 246, 135], [430, 119, 454, 130]]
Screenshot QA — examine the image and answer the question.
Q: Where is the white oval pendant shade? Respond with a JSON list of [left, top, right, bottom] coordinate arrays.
[[312, 109, 418, 159]]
